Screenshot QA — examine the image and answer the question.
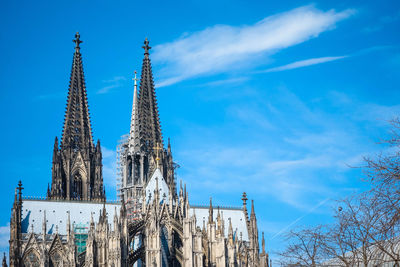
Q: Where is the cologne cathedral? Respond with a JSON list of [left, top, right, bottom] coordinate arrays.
[[6, 33, 270, 267]]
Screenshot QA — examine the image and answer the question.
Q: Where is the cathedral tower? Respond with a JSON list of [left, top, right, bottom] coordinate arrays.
[[119, 38, 175, 204], [49, 33, 105, 201]]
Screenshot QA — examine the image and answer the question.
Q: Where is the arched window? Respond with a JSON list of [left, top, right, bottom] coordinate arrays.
[[134, 155, 141, 184], [23, 250, 40, 267], [49, 251, 63, 267], [73, 173, 83, 199], [127, 156, 133, 185]]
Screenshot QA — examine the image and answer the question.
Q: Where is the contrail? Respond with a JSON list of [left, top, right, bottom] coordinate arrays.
[[270, 197, 331, 240]]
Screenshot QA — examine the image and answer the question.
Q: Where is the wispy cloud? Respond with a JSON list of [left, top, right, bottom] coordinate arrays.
[[176, 87, 400, 213], [259, 55, 348, 73], [363, 11, 400, 33], [256, 45, 391, 74], [97, 76, 127, 94], [201, 77, 250, 87], [153, 5, 355, 87]]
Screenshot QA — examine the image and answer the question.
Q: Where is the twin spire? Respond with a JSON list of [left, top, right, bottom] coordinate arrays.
[[129, 38, 163, 152], [62, 33, 162, 154]]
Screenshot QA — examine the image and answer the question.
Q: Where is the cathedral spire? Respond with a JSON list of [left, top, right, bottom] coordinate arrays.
[[50, 33, 105, 202], [61, 32, 93, 150], [129, 71, 140, 150], [138, 38, 163, 151]]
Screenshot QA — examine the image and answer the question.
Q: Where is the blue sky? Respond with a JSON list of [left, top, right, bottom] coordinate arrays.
[[1, 0, 400, 261]]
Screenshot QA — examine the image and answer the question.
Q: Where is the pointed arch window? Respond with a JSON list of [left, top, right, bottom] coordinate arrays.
[[49, 251, 63, 267], [23, 250, 40, 267], [73, 173, 83, 199], [127, 156, 133, 185]]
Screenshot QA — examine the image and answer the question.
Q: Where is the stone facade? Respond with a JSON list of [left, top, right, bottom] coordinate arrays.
[[7, 34, 269, 267]]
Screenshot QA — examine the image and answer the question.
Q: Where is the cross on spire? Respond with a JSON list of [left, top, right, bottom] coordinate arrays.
[[73, 32, 83, 49], [142, 38, 151, 55]]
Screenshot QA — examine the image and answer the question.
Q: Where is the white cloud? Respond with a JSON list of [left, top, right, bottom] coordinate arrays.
[[259, 55, 348, 73], [258, 45, 392, 74], [153, 5, 355, 87]]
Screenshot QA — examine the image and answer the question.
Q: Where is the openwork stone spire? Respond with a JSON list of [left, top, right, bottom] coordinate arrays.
[[61, 32, 93, 150], [138, 38, 163, 151], [49, 33, 105, 201]]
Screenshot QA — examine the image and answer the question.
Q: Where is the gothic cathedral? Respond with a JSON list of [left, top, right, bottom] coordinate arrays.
[[6, 33, 270, 267]]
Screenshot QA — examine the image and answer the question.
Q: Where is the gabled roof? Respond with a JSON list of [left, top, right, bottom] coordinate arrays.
[[145, 168, 169, 204], [21, 199, 120, 235]]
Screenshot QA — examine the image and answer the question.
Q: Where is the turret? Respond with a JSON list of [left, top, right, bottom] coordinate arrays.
[[9, 182, 22, 267], [167, 138, 171, 155], [2, 253, 7, 267], [208, 197, 213, 224], [90, 212, 95, 232], [249, 199, 260, 264], [53, 136, 59, 161], [262, 232, 266, 255], [228, 218, 234, 245]]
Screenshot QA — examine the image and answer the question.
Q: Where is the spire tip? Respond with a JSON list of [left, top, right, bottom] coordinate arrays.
[[142, 38, 151, 55], [73, 32, 83, 49]]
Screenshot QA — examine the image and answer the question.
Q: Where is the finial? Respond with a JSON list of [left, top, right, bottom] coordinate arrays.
[[242, 192, 248, 207], [73, 32, 83, 49], [17, 181, 24, 201], [142, 37, 151, 55], [133, 70, 138, 87]]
